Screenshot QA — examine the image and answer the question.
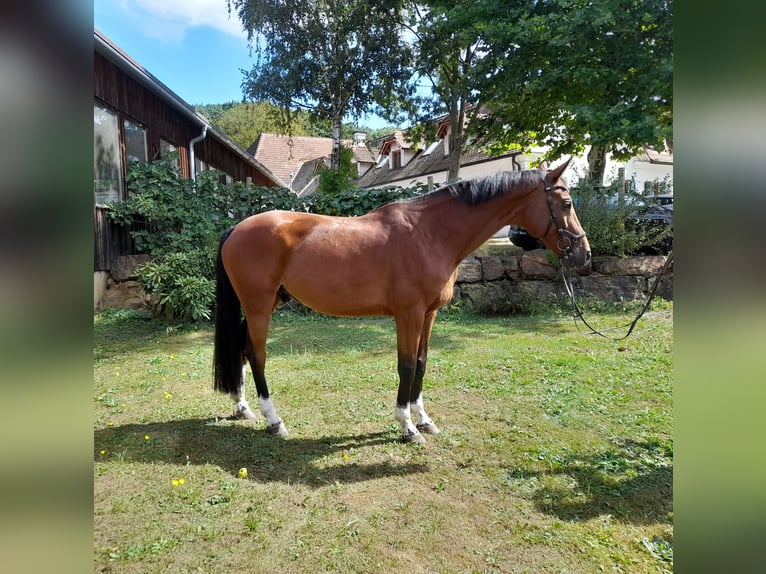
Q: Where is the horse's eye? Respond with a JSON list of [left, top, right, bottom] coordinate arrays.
[[562, 200, 572, 210]]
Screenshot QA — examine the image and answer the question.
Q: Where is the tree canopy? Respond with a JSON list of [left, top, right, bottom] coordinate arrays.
[[473, 0, 673, 183], [226, 0, 415, 169]]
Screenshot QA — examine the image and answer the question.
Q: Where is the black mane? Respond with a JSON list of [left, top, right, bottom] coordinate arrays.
[[445, 169, 542, 206]]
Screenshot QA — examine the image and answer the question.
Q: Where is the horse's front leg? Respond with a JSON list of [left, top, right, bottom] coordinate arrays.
[[394, 312, 427, 444], [410, 310, 441, 435]]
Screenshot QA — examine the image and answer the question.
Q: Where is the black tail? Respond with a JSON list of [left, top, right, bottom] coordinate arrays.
[[213, 226, 247, 394]]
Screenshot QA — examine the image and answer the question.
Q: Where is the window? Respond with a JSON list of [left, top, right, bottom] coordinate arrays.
[[194, 156, 207, 177], [124, 119, 147, 164], [160, 139, 180, 170], [391, 149, 401, 169], [94, 104, 123, 205]]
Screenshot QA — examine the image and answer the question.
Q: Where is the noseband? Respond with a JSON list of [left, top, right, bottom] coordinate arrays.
[[542, 173, 586, 263]]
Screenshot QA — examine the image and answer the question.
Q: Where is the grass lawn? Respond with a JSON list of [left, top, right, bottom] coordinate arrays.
[[94, 303, 672, 573]]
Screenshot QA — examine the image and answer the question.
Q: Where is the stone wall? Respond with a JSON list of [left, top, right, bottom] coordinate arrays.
[[455, 247, 672, 315], [95, 248, 673, 315]]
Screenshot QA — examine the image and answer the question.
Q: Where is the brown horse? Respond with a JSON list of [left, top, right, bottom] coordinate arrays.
[[213, 159, 590, 443]]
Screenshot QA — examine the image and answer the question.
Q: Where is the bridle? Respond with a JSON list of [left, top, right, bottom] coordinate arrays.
[[542, 173, 587, 265], [542, 172, 673, 340]]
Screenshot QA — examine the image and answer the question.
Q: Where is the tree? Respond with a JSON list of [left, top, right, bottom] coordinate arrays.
[[227, 0, 416, 170], [405, 1, 491, 183], [475, 0, 672, 184], [196, 101, 312, 148]]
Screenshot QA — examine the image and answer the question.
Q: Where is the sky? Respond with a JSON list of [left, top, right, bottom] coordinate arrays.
[[93, 0, 389, 129]]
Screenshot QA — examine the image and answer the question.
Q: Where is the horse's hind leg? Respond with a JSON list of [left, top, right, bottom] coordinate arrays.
[[232, 353, 258, 420], [244, 310, 288, 436]]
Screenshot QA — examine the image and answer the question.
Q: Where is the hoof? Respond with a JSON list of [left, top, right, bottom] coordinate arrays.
[[402, 431, 427, 445], [235, 407, 258, 420], [417, 422, 441, 435], [266, 420, 288, 436]]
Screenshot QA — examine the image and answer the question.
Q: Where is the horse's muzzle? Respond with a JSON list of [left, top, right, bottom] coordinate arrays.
[[569, 249, 592, 269]]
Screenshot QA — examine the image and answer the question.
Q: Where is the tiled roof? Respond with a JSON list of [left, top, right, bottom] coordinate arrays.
[[355, 139, 525, 189], [248, 134, 336, 188], [640, 146, 673, 165]]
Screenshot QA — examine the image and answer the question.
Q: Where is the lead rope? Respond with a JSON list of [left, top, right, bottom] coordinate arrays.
[[561, 252, 674, 341]]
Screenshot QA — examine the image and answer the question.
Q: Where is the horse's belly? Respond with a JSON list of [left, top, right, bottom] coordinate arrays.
[[284, 261, 390, 317]]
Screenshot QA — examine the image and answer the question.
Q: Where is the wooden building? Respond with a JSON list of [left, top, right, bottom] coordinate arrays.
[[94, 28, 280, 306]]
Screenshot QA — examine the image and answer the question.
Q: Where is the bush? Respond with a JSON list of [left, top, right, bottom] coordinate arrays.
[[571, 181, 672, 257], [137, 250, 215, 321]]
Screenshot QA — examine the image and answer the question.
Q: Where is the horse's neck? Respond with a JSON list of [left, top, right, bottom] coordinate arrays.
[[415, 189, 533, 262]]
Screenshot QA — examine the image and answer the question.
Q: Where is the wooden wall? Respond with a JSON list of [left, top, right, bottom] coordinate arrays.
[[94, 50, 276, 270]]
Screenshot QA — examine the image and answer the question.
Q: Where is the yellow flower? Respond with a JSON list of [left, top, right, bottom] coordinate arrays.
[[164, 391, 172, 400], [144, 435, 150, 441], [171, 479, 179, 486], [100, 449, 106, 455], [237, 467, 248, 479], [171, 478, 186, 486], [342, 454, 349, 461], [107, 422, 114, 427], [178, 478, 186, 485]]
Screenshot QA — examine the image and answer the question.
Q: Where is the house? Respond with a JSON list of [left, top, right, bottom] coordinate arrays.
[[355, 116, 544, 191], [248, 132, 377, 197], [356, 116, 672, 198], [94, 28, 281, 309]]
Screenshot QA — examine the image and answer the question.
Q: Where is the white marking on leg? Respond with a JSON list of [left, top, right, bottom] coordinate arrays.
[[395, 404, 419, 438], [258, 396, 282, 426], [231, 366, 257, 419], [258, 396, 288, 435], [411, 394, 440, 434]]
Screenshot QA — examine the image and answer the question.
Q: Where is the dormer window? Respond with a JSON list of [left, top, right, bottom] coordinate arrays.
[[391, 149, 401, 169]]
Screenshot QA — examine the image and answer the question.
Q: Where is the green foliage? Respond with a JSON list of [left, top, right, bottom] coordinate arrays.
[[137, 250, 215, 321], [310, 184, 427, 217], [571, 180, 672, 257], [474, 0, 672, 172], [108, 156, 228, 255], [317, 146, 356, 196], [229, 0, 415, 167]]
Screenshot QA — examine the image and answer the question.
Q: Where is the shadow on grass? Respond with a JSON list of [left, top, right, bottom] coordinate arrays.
[[506, 439, 673, 525], [95, 309, 585, 361], [94, 418, 428, 488]]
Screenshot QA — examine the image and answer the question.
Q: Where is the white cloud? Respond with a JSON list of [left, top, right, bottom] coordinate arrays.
[[113, 0, 245, 43]]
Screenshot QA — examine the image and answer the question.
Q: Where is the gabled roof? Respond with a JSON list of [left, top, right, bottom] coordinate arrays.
[[291, 157, 328, 197], [94, 28, 280, 186], [355, 138, 524, 189], [639, 146, 673, 165], [248, 134, 336, 189]]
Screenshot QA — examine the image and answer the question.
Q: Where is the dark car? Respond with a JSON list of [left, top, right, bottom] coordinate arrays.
[[626, 197, 673, 254], [508, 193, 673, 255], [507, 225, 543, 251]]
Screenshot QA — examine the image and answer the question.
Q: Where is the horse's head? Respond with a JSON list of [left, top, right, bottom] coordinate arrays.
[[523, 158, 591, 268]]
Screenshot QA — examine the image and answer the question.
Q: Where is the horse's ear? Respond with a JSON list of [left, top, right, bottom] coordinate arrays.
[[538, 160, 548, 172], [547, 157, 572, 181]]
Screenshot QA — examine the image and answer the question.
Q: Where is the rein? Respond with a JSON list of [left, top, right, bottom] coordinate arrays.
[[541, 172, 672, 340], [560, 252, 674, 341]]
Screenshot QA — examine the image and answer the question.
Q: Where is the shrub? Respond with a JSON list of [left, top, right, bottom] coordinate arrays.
[[137, 250, 215, 321], [571, 181, 672, 257]]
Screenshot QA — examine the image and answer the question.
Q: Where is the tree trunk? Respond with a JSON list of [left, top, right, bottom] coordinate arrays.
[[447, 132, 461, 183], [330, 114, 342, 171], [587, 144, 608, 187], [446, 101, 464, 183]]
